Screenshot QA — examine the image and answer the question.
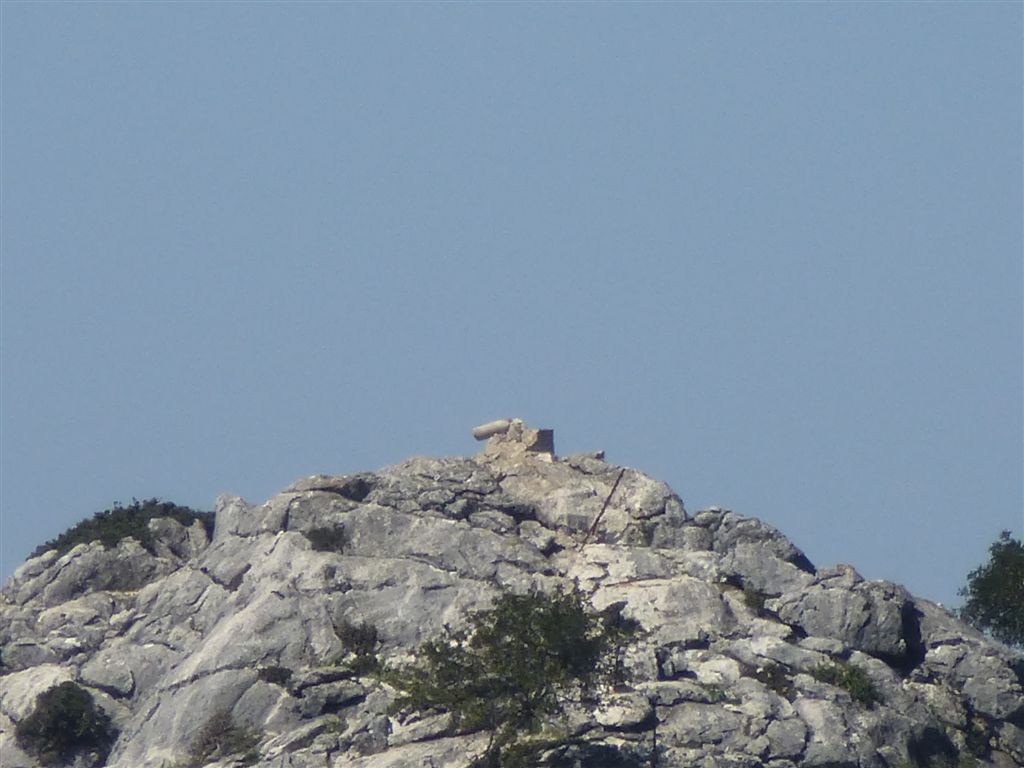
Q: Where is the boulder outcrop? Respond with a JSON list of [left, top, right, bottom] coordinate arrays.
[[1, 424, 1021, 768]]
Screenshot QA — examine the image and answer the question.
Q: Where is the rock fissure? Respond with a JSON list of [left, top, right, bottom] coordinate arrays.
[[158, 662, 258, 694]]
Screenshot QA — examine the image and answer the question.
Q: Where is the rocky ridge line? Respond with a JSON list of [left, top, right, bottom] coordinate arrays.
[[1, 422, 1022, 768]]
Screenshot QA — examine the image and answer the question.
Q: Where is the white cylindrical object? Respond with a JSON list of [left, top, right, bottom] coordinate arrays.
[[472, 419, 512, 440]]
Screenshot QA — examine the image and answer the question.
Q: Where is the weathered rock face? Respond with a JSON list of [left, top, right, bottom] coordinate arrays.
[[1, 424, 1021, 768]]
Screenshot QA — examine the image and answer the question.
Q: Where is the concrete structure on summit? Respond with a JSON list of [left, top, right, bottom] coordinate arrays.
[[472, 418, 555, 461]]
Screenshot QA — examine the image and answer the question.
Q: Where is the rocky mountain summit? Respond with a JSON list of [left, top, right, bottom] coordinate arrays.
[[2, 421, 1022, 768]]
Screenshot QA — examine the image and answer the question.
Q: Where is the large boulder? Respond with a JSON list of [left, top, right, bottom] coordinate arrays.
[[774, 566, 918, 665]]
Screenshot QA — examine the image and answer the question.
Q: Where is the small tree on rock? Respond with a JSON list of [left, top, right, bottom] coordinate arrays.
[[959, 530, 1024, 647], [386, 587, 638, 767], [15, 681, 117, 767]]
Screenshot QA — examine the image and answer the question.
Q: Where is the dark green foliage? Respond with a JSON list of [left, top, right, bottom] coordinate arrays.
[[905, 725, 960, 768], [337, 620, 378, 656], [598, 601, 642, 688], [186, 710, 260, 768], [963, 712, 990, 758], [387, 587, 638, 767], [958, 712, 991, 761], [699, 684, 728, 703], [31, 499, 214, 559], [14, 681, 118, 767], [334, 620, 381, 674], [304, 525, 348, 553], [812, 661, 880, 707], [346, 654, 380, 676], [742, 586, 769, 614], [257, 665, 293, 687], [751, 663, 797, 700], [959, 531, 1024, 647], [547, 741, 654, 768], [494, 737, 654, 768]]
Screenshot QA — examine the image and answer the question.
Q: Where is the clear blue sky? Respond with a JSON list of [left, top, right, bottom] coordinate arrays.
[[2, 2, 1021, 608]]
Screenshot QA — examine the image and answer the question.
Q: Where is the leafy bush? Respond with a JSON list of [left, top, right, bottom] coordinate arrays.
[[812, 661, 880, 707], [15, 681, 118, 766], [304, 525, 348, 553], [959, 531, 1024, 647], [333, 619, 381, 674], [600, 602, 642, 688], [337, 620, 378, 656], [962, 712, 990, 758], [544, 740, 656, 768], [742, 586, 769, 614], [750, 663, 797, 700], [185, 710, 260, 767], [32, 499, 214, 559], [490, 737, 654, 768], [699, 683, 729, 703], [386, 587, 638, 767], [257, 666, 293, 687]]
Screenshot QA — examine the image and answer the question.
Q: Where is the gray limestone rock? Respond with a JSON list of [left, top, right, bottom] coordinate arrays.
[[11, 539, 171, 609], [0, 664, 75, 722], [1, 641, 59, 671], [0, 710, 35, 768], [148, 517, 210, 560], [213, 494, 287, 540], [1, 426, 1020, 768], [775, 576, 915, 664], [595, 691, 654, 730], [80, 648, 135, 698]]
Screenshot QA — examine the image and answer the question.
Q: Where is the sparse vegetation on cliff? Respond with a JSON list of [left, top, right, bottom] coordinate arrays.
[[812, 660, 880, 708], [15, 681, 117, 767], [960, 530, 1024, 647], [386, 587, 639, 767], [304, 524, 348, 553], [31, 499, 213, 558], [185, 710, 261, 768]]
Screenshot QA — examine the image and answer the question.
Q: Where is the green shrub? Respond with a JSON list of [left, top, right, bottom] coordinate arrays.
[[750, 663, 797, 699], [699, 683, 729, 703], [337, 620, 378, 656], [742, 586, 769, 613], [333, 620, 381, 674], [543, 740, 655, 768], [598, 601, 642, 688], [14, 681, 118, 766], [959, 531, 1024, 647], [257, 666, 292, 687], [304, 525, 348, 553], [490, 736, 654, 768], [812, 661, 880, 707], [963, 713, 990, 757], [32, 499, 214, 559], [386, 587, 638, 767], [185, 710, 260, 768]]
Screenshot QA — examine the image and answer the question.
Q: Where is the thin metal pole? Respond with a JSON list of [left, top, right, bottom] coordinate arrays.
[[581, 467, 626, 547]]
